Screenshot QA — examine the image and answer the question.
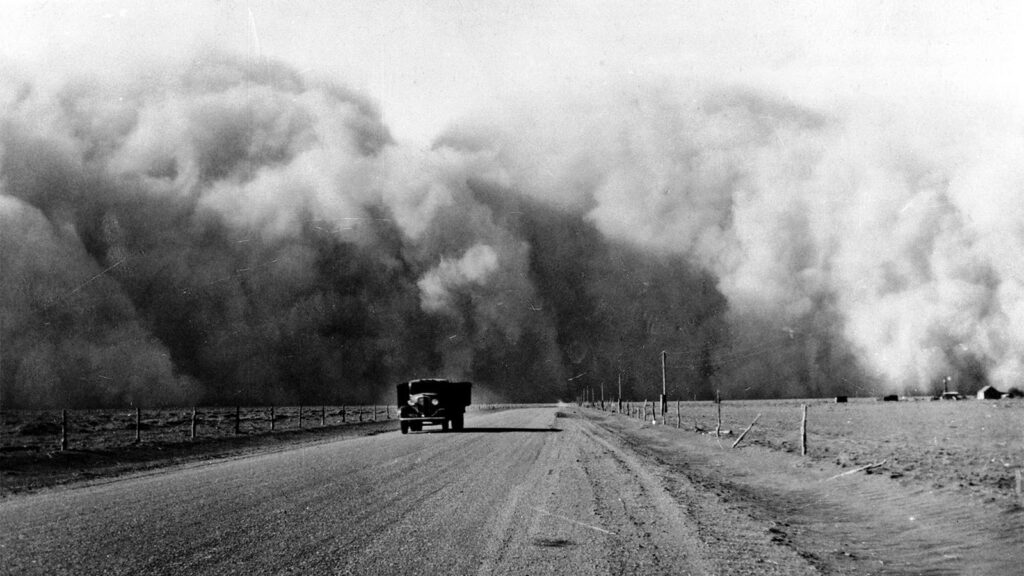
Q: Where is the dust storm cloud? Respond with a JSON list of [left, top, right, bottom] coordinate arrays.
[[463, 87, 1024, 397], [2, 53, 1022, 407]]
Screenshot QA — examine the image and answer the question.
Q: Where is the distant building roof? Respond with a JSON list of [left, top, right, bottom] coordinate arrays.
[[977, 385, 1003, 399]]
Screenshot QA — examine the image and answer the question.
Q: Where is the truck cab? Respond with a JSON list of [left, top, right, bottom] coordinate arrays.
[[397, 379, 471, 434]]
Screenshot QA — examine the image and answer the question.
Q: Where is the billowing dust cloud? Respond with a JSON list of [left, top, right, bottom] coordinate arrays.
[[2, 54, 1022, 407], [455, 87, 1024, 397]]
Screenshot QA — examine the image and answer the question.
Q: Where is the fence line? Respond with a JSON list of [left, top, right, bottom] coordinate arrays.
[[2, 403, 542, 452], [5, 405, 394, 452], [582, 396, 814, 456]]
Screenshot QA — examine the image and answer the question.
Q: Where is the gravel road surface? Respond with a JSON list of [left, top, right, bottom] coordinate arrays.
[[1, 407, 817, 575]]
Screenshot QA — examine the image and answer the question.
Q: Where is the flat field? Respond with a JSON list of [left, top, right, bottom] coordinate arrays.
[[1, 405, 394, 453], [617, 397, 1024, 506]]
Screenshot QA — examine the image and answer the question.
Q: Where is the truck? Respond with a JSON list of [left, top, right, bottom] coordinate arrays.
[[397, 379, 472, 434]]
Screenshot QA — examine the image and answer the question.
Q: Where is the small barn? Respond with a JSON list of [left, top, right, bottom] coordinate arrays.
[[976, 385, 1003, 400]]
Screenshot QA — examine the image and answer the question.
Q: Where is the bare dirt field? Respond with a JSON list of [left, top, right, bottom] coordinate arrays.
[[2, 405, 395, 452], [617, 397, 1024, 508]]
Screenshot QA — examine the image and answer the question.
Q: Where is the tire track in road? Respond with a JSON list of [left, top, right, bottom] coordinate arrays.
[[477, 415, 614, 576], [474, 411, 721, 576], [574, 418, 715, 576], [577, 412, 820, 576]]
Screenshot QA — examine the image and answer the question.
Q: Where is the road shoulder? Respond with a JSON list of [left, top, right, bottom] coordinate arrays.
[[579, 407, 1024, 575]]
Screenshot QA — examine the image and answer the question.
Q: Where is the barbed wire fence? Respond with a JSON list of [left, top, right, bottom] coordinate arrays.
[[1, 403, 531, 452]]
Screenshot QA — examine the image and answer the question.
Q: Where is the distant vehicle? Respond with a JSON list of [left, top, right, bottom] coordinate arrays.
[[940, 391, 964, 400], [397, 379, 471, 434]]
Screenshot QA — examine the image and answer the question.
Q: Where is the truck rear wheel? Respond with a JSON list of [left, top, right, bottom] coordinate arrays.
[[400, 422, 409, 434], [441, 419, 449, 432], [452, 415, 464, 431]]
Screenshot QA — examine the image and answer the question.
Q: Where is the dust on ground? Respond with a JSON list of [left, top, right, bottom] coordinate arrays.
[[579, 407, 1024, 575]]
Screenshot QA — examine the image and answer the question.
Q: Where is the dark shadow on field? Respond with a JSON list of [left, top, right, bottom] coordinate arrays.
[[417, 427, 562, 434]]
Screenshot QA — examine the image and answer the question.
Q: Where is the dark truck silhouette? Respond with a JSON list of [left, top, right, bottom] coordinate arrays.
[[397, 379, 472, 434]]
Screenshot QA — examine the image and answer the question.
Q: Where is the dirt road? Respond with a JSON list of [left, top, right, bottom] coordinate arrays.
[[1, 407, 818, 575]]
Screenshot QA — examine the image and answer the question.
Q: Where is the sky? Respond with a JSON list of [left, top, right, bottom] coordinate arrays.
[[3, 0, 1023, 145]]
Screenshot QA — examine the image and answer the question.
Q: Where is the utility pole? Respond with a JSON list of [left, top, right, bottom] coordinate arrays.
[[660, 350, 668, 416], [618, 372, 622, 413]]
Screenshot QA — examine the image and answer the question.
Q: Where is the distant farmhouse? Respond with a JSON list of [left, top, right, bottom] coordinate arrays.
[[976, 385, 1003, 400]]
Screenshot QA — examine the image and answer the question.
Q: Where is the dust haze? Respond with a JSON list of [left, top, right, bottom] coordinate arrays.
[[3, 52, 1023, 407]]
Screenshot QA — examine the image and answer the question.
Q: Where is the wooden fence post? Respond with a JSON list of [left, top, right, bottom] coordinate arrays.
[[716, 390, 722, 437], [676, 400, 681, 428], [270, 406, 275, 431], [135, 406, 141, 444], [359, 407, 363, 422], [60, 405, 68, 450], [321, 405, 326, 427], [801, 404, 808, 456], [298, 405, 303, 429], [1016, 469, 1022, 504], [235, 405, 241, 435], [731, 414, 761, 449], [373, 405, 377, 422], [660, 350, 668, 416], [191, 406, 197, 439]]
